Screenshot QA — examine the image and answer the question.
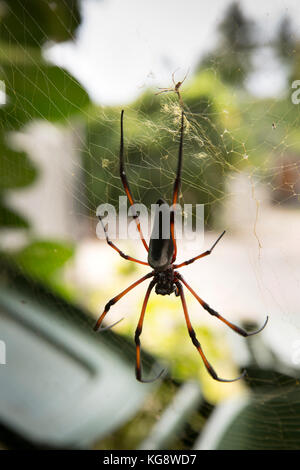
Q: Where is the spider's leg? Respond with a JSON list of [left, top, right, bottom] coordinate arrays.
[[176, 281, 246, 383], [94, 272, 154, 332], [178, 68, 189, 88], [174, 69, 189, 108], [174, 231, 226, 269], [171, 111, 185, 263], [98, 215, 149, 266], [177, 273, 268, 337], [155, 88, 172, 95], [176, 92, 184, 109], [97, 318, 124, 332], [172, 70, 177, 86], [135, 280, 165, 383], [120, 110, 149, 252], [172, 111, 184, 207]]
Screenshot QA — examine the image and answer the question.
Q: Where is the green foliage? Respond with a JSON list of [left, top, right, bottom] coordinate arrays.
[[0, 0, 84, 293], [11, 240, 75, 298], [0, 139, 37, 189], [83, 71, 242, 225], [0, 0, 88, 237], [214, 370, 300, 450], [198, 3, 255, 86], [0, 132, 38, 231], [0, 201, 29, 228], [13, 240, 75, 279], [218, 3, 254, 50], [0, 0, 81, 47], [276, 15, 296, 64], [0, 62, 90, 130]]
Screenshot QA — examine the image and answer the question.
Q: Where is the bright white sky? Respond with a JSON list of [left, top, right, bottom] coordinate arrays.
[[47, 0, 300, 105]]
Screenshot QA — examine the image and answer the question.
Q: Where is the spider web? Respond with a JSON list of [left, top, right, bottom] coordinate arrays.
[[1, 0, 300, 450]]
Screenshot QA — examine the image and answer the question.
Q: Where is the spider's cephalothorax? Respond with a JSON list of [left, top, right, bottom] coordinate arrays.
[[94, 109, 269, 384], [154, 268, 176, 296]]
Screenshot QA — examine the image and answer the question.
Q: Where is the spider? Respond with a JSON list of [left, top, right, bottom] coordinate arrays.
[[94, 110, 268, 383], [155, 69, 189, 108]]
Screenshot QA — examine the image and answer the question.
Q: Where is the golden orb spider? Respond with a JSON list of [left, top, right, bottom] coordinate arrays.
[[94, 110, 268, 383]]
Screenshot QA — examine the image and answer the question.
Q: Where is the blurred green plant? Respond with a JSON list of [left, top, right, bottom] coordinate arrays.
[[0, 0, 89, 294], [0, 0, 81, 46], [10, 240, 75, 297], [198, 3, 256, 87], [197, 366, 300, 450], [82, 70, 243, 227]]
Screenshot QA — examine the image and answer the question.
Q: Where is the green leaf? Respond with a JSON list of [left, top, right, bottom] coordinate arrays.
[[0, 63, 90, 130], [0, 139, 38, 189], [0, 201, 29, 228], [13, 240, 75, 281], [196, 370, 300, 450], [0, 0, 81, 47]]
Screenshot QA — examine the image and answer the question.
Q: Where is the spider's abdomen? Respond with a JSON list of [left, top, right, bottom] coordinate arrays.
[[148, 199, 174, 272]]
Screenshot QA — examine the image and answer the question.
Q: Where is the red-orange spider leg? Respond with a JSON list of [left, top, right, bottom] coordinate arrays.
[[120, 110, 149, 252], [176, 281, 246, 383], [98, 215, 148, 266], [177, 273, 268, 337], [94, 272, 153, 332], [135, 280, 165, 383], [174, 231, 226, 269], [171, 111, 185, 263]]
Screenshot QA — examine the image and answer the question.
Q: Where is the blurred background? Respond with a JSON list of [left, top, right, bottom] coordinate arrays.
[[1, 0, 300, 450]]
